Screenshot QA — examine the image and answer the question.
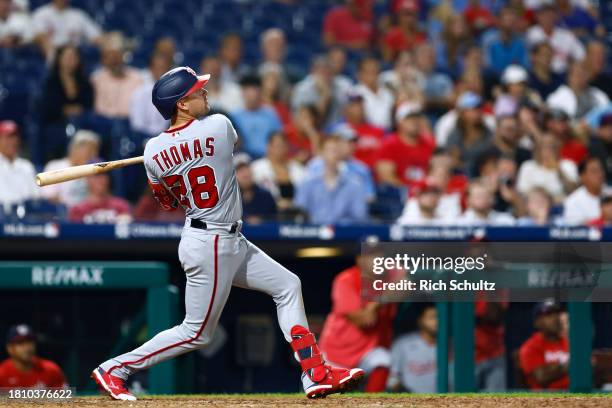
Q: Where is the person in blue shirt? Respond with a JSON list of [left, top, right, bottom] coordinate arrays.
[[295, 136, 368, 225], [231, 74, 282, 159], [482, 6, 528, 75]]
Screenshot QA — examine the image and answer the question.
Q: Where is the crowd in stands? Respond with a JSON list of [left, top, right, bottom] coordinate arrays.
[[1, 0, 612, 226]]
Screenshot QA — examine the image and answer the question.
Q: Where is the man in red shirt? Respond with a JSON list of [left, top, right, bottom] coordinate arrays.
[[342, 91, 385, 169], [519, 300, 569, 390], [319, 239, 396, 392], [544, 109, 588, 165], [382, 0, 427, 61], [323, 0, 373, 50], [0, 324, 66, 388], [376, 102, 435, 188]]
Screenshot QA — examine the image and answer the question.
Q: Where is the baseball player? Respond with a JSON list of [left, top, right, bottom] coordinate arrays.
[[91, 67, 364, 400]]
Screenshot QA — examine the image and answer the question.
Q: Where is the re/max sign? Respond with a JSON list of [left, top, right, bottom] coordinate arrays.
[[31, 266, 104, 286]]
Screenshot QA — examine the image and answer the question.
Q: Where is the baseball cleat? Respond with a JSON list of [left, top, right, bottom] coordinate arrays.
[[91, 367, 136, 401], [290, 325, 365, 399]]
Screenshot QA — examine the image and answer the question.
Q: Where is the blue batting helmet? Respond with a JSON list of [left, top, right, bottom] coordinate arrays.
[[152, 67, 210, 120]]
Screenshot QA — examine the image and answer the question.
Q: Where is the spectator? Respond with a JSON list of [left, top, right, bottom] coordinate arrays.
[[588, 193, 612, 227], [479, 154, 523, 216], [40, 130, 100, 207], [516, 133, 578, 203], [260, 63, 291, 126], [322, 0, 373, 50], [526, 2, 585, 74], [0, 121, 39, 206], [482, 115, 531, 167], [547, 61, 609, 120], [218, 33, 249, 83], [257, 28, 300, 83], [482, 6, 528, 75], [295, 136, 368, 224], [231, 74, 282, 159], [319, 239, 396, 392], [69, 169, 131, 224], [463, 0, 496, 34], [292, 55, 350, 128], [589, 112, 612, 184], [251, 132, 305, 211], [527, 42, 565, 100], [447, 92, 494, 177], [378, 51, 423, 108], [458, 180, 515, 225], [412, 43, 454, 117], [494, 65, 542, 118], [519, 300, 569, 390], [235, 153, 277, 224], [152, 37, 178, 66], [0, 0, 32, 47], [563, 157, 607, 225], [129, 52, 172, 137], [387, 304, 438, 393], [436, 14, 473, 77], [90, 32, 143, 119], [543, 108, 588, 165], [475, 301, 508, 391], [518, 187, 555, 225], [376, 102, 435, 188], [32, 0, 102, 58], [41, 45, 93, 127], [355, 57, 395, 130], [283, 104, 321, 164], [435, 92, 495, 147], [327, 46, 353, 91], [382, 0, 426, 62], [556, 0, 603, 39], [0, 324, 66, 388], [199, 55, 244, 114], [396, 180, 450, 225], [587, 40, 612, 99], [341, 90, 385, 169]]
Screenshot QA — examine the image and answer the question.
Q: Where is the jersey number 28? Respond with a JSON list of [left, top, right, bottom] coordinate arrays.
[[162, 165, 219, 209]]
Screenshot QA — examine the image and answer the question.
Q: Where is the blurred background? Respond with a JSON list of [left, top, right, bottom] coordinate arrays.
[[1, 0, 612, 397]]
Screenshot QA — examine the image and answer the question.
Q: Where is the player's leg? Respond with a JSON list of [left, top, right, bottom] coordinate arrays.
[[232, 239, 364, 398]]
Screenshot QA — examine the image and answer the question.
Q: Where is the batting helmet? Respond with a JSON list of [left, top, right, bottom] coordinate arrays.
[[152, 67, 210, 120]]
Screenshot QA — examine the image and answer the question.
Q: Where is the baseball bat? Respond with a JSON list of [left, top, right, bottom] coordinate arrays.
[[36, 156, 144, 187]]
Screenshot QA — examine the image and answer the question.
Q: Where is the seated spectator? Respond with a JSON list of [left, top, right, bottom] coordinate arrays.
[[475, 301, 508, 391], [435, 14, 473, 77], [0, 121, 39, 206], [447, 93, 494, 177], [152, 36, 177, 67], [0, 0, 32, 47], [327, 46, 353, 92], [482, 115, 532, 167], [199, 55, 243, 114], [251, 132, 305, 211], [218, 33, 249, 83], [340, 90, 385, 169], [322, 0, 373, 51], [435, 92, 495, 147], [319, 240, 396, 392], [412, 43, 454, 117], [463, 0, 496, 34], [378, 51, 423, 108], [295, 136, 368, 224], [283, 105, 321, 164], [0, 324, 65, 388], [292, 55, 350, 128], [527, 42, 564, 100], [543, 109, 587, 164], [557, 0, 603, 39], [518, 187, 555, 226], [40, 130, 100, 207], [387, 304, 437, 393], [90, 32, 143, 119], [458, 180, 515, 225], [129, 52, 172, 137], [587, 41, 612, 99], [231, 75, 282, 159], [69, 169, 131, 224], [547, 62, 609, 120], [494, 65, 543, 118], [519, 300, 569, 390], [396, 181, 450, 225], [589, 112, 612, 184], [354, 56, 395, 130], [478, 154, 523, 216], [260, 63, 291, 126], [382, 0, 426, 62], [563, 157, 607, 225], [32, 0, 102, 58], [516, 133, 578, 203], [41, 45, 93, 127], [526, 2, 585, 74], [588, 193, 612, 227], [235, 153, 277, 224], [306, 123, 375, 201], [376, 102, 435, 188], [257, 28, 300, 84], [482, 6, 528, 75]]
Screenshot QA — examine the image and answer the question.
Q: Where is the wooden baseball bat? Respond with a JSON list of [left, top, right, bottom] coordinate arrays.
[[36, 156, 144, 187]]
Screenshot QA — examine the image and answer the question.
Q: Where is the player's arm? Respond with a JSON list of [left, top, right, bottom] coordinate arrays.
[[531, 362, 568, 387], [148, 180, 178, 211]]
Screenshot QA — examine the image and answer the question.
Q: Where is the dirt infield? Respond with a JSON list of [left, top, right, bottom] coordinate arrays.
[[3, 394, 612, 408]]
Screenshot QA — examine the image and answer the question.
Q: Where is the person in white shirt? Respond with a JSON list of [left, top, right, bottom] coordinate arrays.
[[516, 133, 578, 203], [434, 93, 495, 147], [458, 180, 515, 226], [396, 180, 452, 226], [0, 121, 39, 207], [129, 52, 172, 137], [40, 129, 100, 207], [0, 0, 32, 47], [199, 55, 244, 113], [32, 0, 101, 57], [354, 56, 395, 130], [525, 3, 585, 74], [563, 157, 609, 225]]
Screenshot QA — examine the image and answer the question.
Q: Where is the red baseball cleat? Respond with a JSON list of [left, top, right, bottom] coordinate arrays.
[[91, 367, 136, 401], [291, 325, 365, 399]]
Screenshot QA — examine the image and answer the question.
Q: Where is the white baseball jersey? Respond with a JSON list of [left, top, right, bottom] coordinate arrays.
[[143, 114, 242, 223]]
